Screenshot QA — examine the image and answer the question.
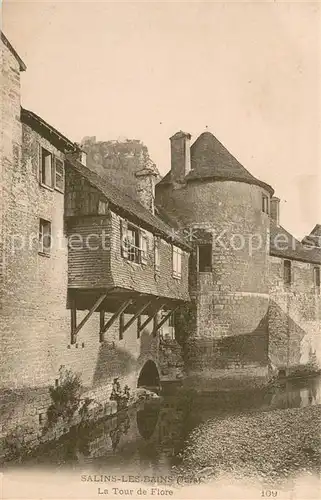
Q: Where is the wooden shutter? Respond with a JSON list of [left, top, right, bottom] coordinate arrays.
[[54, 157, 65, 192], [120, 218, 128, 258], [154, 236, 160, 271], [140, 230, 148, 264]]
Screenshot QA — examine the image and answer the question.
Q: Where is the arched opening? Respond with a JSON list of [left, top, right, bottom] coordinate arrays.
[[137, 360, 160, 393]]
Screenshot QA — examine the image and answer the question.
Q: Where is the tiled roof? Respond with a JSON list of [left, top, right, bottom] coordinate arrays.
[[158, 131, 274, 195], [66, 155, 191, 251], [302, 224, 321, 248], [270, 220, 321, 264], [1, 32, 26, 71]]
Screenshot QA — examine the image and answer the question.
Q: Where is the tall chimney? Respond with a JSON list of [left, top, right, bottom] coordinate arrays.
[[170, 131, 191, 183], [135, 166, 157, 214], [270, 197, 280, 225]]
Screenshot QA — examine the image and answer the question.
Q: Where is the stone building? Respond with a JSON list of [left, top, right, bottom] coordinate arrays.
[[155, 131, 321, 389], [0, 32, 320, 439], [0, 33, 189, 438]]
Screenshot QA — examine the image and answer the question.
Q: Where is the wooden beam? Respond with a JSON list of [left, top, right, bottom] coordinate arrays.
[[70, 295, 77, 345], [154, 306, 180, 333], [73, 293, 107, 336], [139, 302, 167, 333], [99, 310, 105, 342], [100, 299, 133, 336], [122, 301, 153, 333]]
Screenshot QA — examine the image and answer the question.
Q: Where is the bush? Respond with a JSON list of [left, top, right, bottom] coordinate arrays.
[[46, 366, 82, 429], [3, 424, 35, 462]]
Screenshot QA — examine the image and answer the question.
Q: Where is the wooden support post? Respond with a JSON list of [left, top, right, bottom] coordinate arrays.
[[99, 310, 105, 342], [122, 301, 152, 333], [139, 302, 167, 333], [100, 299, 133, 336], [73, 293, 107, 337], [70, 295, 77, 345]]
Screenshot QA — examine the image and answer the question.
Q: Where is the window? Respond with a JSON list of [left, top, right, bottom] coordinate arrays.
[[54, 158, 65, 192], [314, 267, 320, 293], [120, 219, 147, 264], [198, 244, 212, 272], [154, 236, 160, 272], [39, 219, 51, 255], [40, 148, 53, 187], [262, 194, 269, 214], [172, 246, 182, 279], [283, 260, 292, 286]]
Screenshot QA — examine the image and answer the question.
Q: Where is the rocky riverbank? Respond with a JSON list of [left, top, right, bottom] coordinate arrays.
[[177, 405, 321, 485]]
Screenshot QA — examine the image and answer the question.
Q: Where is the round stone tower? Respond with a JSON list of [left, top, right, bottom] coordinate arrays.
[[156, 131, 274, 390]]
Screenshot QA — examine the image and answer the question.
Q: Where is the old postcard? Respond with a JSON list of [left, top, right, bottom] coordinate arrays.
[[0, 1, 320, 499]]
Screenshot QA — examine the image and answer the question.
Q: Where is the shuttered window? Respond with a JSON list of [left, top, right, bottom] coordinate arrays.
[[54, 158, 64, 192]]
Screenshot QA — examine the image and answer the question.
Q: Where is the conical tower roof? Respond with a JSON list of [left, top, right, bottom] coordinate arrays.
[[158, 131, 274, 194]]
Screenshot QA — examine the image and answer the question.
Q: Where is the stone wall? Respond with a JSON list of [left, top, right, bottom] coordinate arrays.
[[268, 256, 321, 373], [156, 179, 271, 385]]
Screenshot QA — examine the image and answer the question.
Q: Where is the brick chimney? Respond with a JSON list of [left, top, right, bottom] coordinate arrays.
[[270, 197, 280, 225], [135, 166, 157, 214], [170, 131, 191, 183]]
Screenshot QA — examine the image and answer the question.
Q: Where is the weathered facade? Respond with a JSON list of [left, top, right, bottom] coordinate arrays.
[[0, 33, 320, 442], [156, 131, 321, 389]]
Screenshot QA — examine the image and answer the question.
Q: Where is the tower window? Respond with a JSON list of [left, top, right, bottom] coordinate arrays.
[[283, 260, 292, 285], [198, 244, 212, 272], [314, 267, 320, 292], [262, 194, 269, 214]]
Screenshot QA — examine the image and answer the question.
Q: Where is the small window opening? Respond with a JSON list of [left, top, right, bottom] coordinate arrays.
[[284, 260, 292, 286], [39, 219, 51, 255], [262, 194, 269, 214], [198, 244, 212, 272], [314, 266, 320, 293]]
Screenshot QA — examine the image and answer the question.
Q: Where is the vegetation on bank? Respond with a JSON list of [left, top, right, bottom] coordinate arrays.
[[178, 405, 321, 484]]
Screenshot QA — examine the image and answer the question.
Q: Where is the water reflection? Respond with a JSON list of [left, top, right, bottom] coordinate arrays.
[[18, 375, 321, 471]]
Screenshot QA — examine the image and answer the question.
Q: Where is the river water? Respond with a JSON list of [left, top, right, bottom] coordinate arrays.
[[21, 375, 320, 478]]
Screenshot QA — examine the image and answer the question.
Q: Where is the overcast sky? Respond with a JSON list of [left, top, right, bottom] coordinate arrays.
[[2, 1, 321, 239]]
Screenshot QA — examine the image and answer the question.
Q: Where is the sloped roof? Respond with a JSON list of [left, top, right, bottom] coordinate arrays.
[[66, 155, 191, 251], [270, 220, 321, 264], [21, 108, 76, 152], [302, 224, 321, 248], [1, 32, 26, 71], [158, 131, 274, 195]]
